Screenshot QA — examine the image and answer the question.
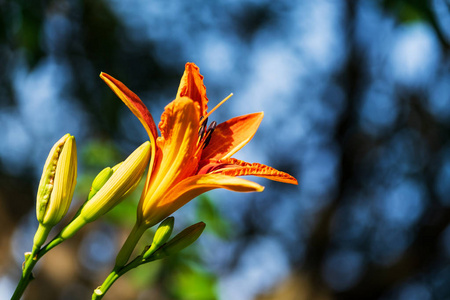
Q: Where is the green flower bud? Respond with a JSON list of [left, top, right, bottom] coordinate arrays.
[[156, 222, 206, 258], [33, 134, 77, 249], [60, 141, 151, 240], [143, 217, 174, 259], [88, 167, 114, 200]]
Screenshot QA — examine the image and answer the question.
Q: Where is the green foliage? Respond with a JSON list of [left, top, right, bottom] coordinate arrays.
[[196, 195, 232, 239], [380, 0, 449, 48], [127, 259, 163, 289], [382, 0, 430, 23], [169, 262, 217, 300], [81, 140, 122, 168]]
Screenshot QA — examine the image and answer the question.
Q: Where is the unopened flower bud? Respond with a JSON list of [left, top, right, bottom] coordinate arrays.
[[60, 141, 151, 240], [156, 222, 205, 258], [143, 217, 174, 259], [111, 162, 122, 172], [33, 134, 77, 250], [88, 167, 114, 200]]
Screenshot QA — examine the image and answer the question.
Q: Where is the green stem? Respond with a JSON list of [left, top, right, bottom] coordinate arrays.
[[11, 253, 38, 300], [11, 235, 65, 299], [92, 223, 149, 299], [33, 224, 52, 251], [38, 236, 65, 259], [12, 202, 84, 299], [59, 215, 87, 240], [114, 223, 147, 267], [92, 257, 143, 300], [92, 268, 120, 300]]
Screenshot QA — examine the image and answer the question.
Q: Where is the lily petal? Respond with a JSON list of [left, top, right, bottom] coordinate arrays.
[[100, 72, 158, 141], [201, 112, 264, 160], [141, 97, 201, 217], [157, 97, 200, 155], [176, 63, 208, 117], [142, 174, 264, 227], [200, 158, 298, 185]]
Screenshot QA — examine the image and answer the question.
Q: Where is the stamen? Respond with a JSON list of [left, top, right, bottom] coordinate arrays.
[[198, 126, 205, 140], [198, 117, 208, 141], [208, 121, 217, 131], [202, 121, 217, 149], [200, 93, 233, 125]]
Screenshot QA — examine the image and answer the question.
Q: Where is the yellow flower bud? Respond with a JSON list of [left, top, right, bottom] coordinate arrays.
[[60, 141, 151, 240], [33, 134, 77, 249], [156, 222, 205, 258], [143, 217, 174, 259]]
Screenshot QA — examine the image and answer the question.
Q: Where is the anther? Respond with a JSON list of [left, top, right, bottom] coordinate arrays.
[[208, 121, 217, 131], [198, 117, 208, 139], [198, 126, 205, 140], [202, 121, 217, 149]]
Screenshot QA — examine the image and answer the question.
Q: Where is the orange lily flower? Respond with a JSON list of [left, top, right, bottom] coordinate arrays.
[[100, 63, 297, 265]]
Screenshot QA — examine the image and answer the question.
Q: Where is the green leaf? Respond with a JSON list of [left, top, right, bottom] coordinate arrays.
[[196, 195, 232, 239], [170, 265, 217, 300]]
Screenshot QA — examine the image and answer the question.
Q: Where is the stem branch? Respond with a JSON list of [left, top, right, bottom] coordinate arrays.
[[11, 235, 65, 299]]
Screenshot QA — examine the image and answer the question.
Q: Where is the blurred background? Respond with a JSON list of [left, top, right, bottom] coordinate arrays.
[[1, 0, 450, 299]]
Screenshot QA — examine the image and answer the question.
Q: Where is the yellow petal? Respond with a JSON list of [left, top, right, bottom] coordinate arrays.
[[141, 174, 264, 227], [36, 134, 68, 223], [37, 134, 78, 226], [201, 112, 264, 160], [44, 135, 78, 225], [140, 97, 200, 219]]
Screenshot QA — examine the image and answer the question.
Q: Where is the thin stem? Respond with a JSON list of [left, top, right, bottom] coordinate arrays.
[[38, 236, 65, 259], [33, 224, 52, 250], [11, 235, 65, 299], [11, 253, 38, 300], [114, 223, 147, 267], [92, 223, 148, 299], [92, 268, 120, 300], [92, 257, 144, 300]]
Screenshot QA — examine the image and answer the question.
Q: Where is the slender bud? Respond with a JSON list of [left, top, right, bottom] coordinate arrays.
[[60, 141, 151, 240], [88, 167, 113, 200], [155, 222, 206, 258], [143, 217, 174, 259], [33, 134, 77, 249]]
